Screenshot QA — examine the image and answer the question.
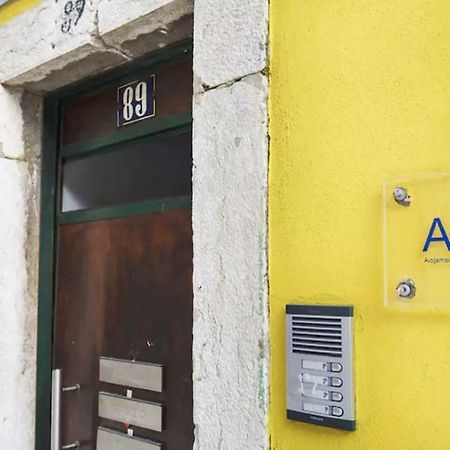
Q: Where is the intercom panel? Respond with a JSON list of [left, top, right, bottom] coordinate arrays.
[[286, 304, 355, 431]]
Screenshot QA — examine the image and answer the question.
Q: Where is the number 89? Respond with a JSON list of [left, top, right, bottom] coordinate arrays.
[[123, 81, 148, 121]]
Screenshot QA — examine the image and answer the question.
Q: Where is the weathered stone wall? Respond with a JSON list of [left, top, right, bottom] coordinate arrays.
[[0, 0, 269, 448], [192, 1, 269, 448], [0, 84, 39, 450], [0, 0, 193, 91]]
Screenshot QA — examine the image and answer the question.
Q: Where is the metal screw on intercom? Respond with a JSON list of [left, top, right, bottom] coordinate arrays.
[[393, 187, 410, 206], [396, 279, 416, 299]]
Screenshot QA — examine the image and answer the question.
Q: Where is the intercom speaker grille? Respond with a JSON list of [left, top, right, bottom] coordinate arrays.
[[291, 315, 343, 358]]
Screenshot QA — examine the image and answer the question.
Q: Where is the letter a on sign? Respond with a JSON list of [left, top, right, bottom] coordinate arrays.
[[422, 218, 450, 252]]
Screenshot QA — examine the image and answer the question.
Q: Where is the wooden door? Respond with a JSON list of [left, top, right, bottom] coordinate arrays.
[[51, 53, 193, 450]]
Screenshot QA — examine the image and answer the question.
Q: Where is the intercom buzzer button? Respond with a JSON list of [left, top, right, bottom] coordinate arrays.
[[330, 391, 343, 402], [330, 362, 343, 373], [330, 377, 343, 387], [331, 406, 344, 417]]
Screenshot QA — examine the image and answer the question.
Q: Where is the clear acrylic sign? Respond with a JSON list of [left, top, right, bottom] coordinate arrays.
[[384, 173, 450, 312]]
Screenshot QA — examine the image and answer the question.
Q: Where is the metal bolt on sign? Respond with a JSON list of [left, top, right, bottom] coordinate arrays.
[[393, 187, 410, 206], [396, 279, 416, 299]]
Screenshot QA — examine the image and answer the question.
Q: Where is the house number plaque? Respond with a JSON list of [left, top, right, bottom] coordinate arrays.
[[117, 76, 156, 127]]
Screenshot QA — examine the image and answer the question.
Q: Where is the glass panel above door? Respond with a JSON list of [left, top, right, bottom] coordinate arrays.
[[61, 129, 192, 212]]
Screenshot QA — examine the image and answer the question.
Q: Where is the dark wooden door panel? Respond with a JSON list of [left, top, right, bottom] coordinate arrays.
[[61, 57, 193, 147], [54, 209, 193, 449]]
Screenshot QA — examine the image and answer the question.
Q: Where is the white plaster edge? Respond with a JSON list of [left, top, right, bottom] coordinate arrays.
[[192, 73, 270, 449], [0, 158, 35, 450]]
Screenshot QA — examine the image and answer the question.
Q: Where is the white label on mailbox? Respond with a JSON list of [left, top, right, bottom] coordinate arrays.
[[301, 373, 328, 386], [98, 392, 163, 432], [302, 360, 328, 372], [99, 357, 163, 392], [97, 427, 161, 450], [303, 402, 330, 416], [304, 388, 330, 401]]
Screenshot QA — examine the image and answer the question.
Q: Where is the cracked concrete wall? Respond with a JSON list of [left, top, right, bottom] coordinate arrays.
[[192, 0, 270, 448], [0, 0, 193, 91], [193, 0, 268, 91]]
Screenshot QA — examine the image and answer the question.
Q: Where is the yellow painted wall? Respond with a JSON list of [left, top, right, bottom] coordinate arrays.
[[269, 1, 450, 449], [0, 0, 41, 25]]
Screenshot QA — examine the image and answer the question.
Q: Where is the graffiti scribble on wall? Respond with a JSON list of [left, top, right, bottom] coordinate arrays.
[[61, 0, 86, 33]]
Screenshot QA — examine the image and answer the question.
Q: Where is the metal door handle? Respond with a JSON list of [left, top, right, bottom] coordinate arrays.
[[62, 384, 81, 392], [51, 369, 82, 450], [62, 442, 80, 449], [51, 369, 62, 450]]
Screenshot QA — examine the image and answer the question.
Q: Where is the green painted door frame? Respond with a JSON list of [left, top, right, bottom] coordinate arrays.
[[35, 40, 193, 450]]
